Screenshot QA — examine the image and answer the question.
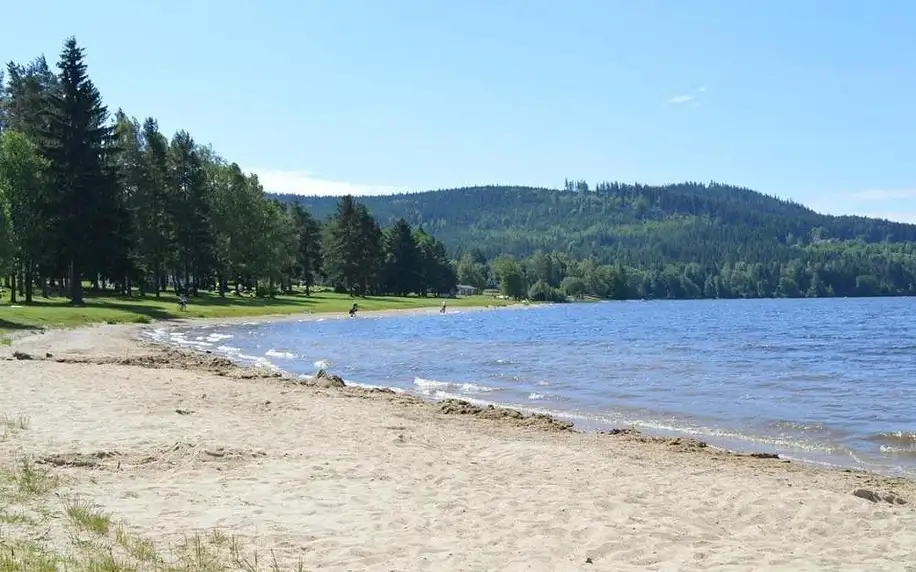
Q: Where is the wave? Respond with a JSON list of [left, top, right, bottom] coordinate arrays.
[[868, 431, 916, 444], [265, 349, 296, 360], [880, 444, 916, 456], [413, 377, 498, 395], [314, 359, 331, 370], [204, 333, 234, 343], [769, 420, 829, 432]]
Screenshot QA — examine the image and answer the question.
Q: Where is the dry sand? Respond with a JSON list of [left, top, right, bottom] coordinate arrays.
[[2, 324, 916, 571]]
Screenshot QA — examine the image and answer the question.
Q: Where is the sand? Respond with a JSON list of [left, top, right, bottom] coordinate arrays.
[[2, 324, 916, 571]]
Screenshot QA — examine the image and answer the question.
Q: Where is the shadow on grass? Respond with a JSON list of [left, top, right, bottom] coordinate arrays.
[[0, 318, 36, 331]]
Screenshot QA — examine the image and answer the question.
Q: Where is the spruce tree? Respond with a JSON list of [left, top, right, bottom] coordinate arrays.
[[42, 37, 115, 304], [382, 218, 420, 295]]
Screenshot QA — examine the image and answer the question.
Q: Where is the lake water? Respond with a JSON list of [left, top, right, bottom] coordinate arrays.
[[148, 298, 916, 477]]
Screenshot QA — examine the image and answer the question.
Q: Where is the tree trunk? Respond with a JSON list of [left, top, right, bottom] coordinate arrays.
[[9, 273, 17, 304], [125, 274, 132, 297], [24, 264, 33, 304], [41, 276, 49, 299], [70, 258, 84, 305]]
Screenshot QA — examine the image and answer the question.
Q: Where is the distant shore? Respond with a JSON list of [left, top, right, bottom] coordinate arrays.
[[163, 298, 538, 328], [1, 323, 915, 570]]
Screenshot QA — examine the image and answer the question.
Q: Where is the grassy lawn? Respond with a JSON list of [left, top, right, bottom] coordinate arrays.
[[0, 290, 509, 335]]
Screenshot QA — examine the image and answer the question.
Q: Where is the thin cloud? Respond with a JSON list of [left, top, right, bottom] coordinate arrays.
[[247, 168, 404, 197], [850, 188, 916, 201], [667, 94, 694, 105], [667, 86, 707, 105]]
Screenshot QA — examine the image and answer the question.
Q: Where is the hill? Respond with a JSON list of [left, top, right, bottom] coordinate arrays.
[[268, 182, 916, 299], [268, 181, 916, 262]]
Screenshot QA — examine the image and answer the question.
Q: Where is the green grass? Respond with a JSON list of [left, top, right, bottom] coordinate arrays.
[[65, 499, 112, 536], [0, 409, 313, 572], [0, 289, 508, 334], [0, 448, 309, 571]]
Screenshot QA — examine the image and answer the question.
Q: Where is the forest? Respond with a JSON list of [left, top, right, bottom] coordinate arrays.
[[0, 38, 455, 305], [276, 182, 916, 301], [5, 37, 916, 306]]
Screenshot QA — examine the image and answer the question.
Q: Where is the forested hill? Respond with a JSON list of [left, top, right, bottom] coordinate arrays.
[[268, 182, 916, 267]]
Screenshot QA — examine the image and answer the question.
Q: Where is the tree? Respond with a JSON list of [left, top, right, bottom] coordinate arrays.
[[353, 204, 383, 295], [0, 130, 50, 302], [4, 57, 57, 140], [382, 218, 420, 295], [323, 195, 362, 295], [168, 130, 212, 292], [140, 118, 173, 295], [560, 275, 586, 299], [491, 256, 525, 300], [290, 203, 322, 295], [42, 37, 116, 304], [456, 252, 486, 289]]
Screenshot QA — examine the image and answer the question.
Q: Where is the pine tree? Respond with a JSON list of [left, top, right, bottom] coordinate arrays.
[[382, 218, 420, 295], [167, 130, 212, 292], [323, 195, 360, 294], [290, 203, 322, 295], [42, 37, 115, 304], [140, 118, 172, 295]]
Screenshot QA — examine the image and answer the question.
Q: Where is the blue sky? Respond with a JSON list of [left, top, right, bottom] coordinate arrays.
[[3, 1, 916, 221]]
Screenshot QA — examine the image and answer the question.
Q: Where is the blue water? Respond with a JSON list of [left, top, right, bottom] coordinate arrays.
[[150, 298, 916, 477]]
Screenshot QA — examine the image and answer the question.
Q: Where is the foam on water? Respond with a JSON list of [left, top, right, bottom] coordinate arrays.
[[413, 377, 498, 395], [265, 349, 296, 360]]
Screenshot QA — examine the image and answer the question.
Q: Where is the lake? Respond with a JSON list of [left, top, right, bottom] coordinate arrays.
[[148, 297, 916, 477]]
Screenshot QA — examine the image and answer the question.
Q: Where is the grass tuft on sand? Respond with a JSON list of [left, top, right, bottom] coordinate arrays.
[[0, 441, 308, 571]]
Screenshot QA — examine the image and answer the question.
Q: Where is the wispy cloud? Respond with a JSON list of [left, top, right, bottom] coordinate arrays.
[[807, 190, 916, 223], [849, 188, 916, 201], [667, 86, 707, 105], [667, 94, 694, 105], [247, 168, 404, 197]]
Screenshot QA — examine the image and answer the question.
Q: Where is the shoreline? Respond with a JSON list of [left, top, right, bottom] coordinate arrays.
[[153, 309, 912, 481], [3, 323, 916, 569], [164, 298, 539, 328]]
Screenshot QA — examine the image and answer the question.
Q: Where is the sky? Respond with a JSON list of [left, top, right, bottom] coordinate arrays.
[[3, 0, 916, 221]]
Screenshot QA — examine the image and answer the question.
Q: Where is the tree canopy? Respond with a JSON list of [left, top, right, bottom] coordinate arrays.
[[0, 37, 456, 304]]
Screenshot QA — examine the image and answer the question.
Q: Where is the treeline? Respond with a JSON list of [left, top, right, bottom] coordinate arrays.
[[0, 37, 455, 304], [276, 183, 916, 300], [462, 241, 916, 302]]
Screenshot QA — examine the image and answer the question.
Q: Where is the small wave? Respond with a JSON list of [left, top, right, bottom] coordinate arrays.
[[868, 431, 916, 444], [265, 349, 296, 360], [880, 445, 916, 456], [216, 345, 240, 353], [345, 381, 405, 393], [770, 420, 828, 432], [314, 359, 331, 369], [528, 393, 546, 400], [535, 380, 550, 387], [205, 333, 233, 342], [413, 377, 498, 395]]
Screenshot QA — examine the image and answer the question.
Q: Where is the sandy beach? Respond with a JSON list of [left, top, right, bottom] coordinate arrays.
[[2, 323, 916, 571]]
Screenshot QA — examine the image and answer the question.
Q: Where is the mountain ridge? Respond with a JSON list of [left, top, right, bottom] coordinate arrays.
[[266, 182, 916, 263]]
